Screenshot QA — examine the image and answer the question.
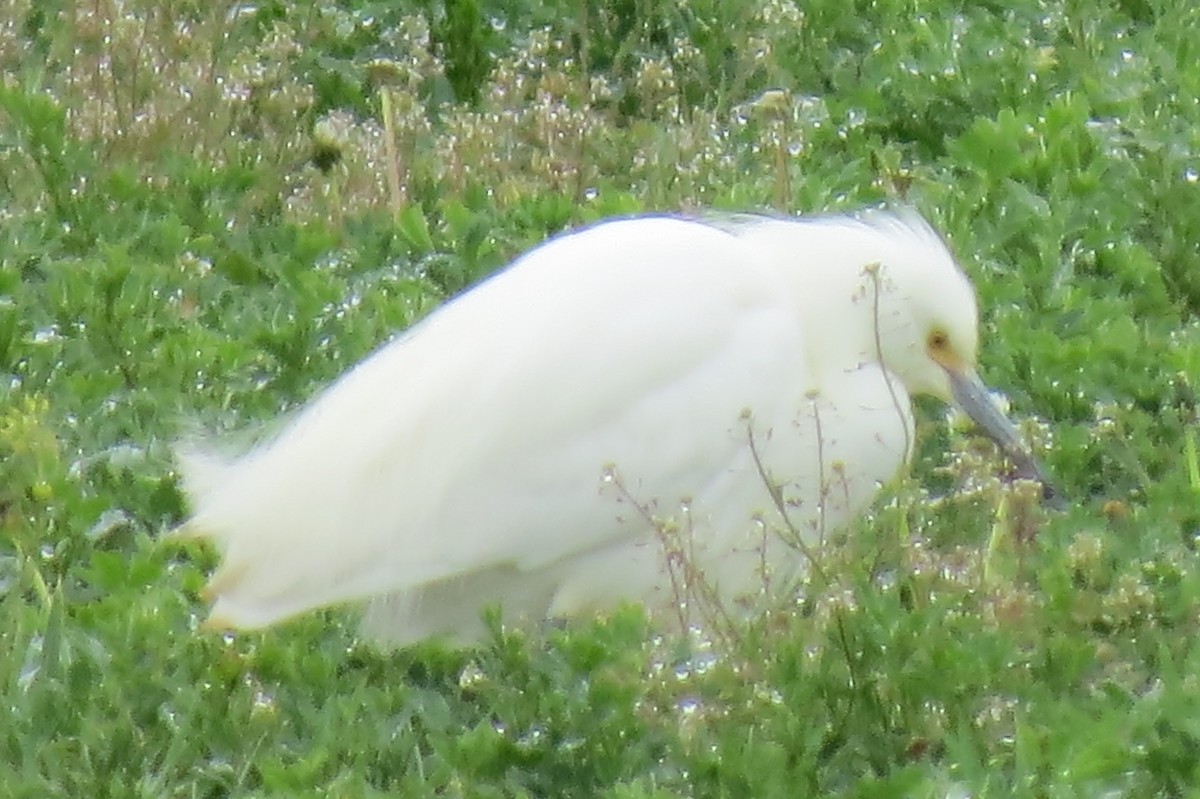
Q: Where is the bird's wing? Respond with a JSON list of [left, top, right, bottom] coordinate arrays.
[[180, 217, 811, 628]]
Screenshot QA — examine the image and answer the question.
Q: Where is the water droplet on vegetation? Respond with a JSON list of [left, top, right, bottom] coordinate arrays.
[[18, 636, 42, 691], [458, 661, 487, 688], [31, 326, 61, 345], [159, 703, 180, 731], [794, 95, 829, 128], [251, 688, 276, 715], [0, 555, 17, 596], [516, 726, 544, 749], [226, 3, 257, 22], [557, 736, 584, 752], [87, 508, 134, 540]]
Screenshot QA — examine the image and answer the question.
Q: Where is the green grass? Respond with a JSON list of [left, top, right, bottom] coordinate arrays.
[[3, 0, 1200, 795]]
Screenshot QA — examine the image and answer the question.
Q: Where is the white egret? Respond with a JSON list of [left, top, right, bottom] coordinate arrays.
[[175, 208, 1051, 645]]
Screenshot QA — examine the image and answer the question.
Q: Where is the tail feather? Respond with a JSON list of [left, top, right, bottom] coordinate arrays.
[[173, 436, 417, 631], [174, 441, 325, 628], [175, 445, 236, 510]]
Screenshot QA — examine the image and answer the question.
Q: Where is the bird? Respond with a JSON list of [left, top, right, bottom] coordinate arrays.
[[173, 207, 1052, 646]]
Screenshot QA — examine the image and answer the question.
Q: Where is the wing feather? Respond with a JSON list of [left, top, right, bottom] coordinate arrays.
[[180, 216, 811, 629]]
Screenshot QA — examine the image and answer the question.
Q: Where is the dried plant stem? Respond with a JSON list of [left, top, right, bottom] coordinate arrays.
[[604, 468, 742, 651], [744, 414, 831, 588], [773, 117, 791, 211], [379, 86, 405, 223], [865, 262, 912, 462]]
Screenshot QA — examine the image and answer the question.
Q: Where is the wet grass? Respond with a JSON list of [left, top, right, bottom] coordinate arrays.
[[3, 0, 1200, 795]]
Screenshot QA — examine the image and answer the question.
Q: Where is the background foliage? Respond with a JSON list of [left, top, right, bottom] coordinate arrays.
[[2, 0, 1200, 795]]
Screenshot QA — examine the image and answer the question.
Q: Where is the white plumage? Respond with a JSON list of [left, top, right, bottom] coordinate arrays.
[[175, 208, 1044, 645]]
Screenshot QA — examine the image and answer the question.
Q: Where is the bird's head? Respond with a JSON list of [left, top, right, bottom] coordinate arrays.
[[719, 207, 1055, 499], [847, 209, 1057, 499], [861, 244, 979, 406]]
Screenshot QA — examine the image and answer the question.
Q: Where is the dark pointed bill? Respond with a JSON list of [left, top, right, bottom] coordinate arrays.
[[947, 369, 1060, 505]]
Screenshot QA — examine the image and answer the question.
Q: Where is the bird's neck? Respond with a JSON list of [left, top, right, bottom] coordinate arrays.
[[793, 264, 902, 383]]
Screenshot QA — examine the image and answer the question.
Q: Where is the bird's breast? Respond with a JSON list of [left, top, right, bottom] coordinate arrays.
[[545, 361, 915, 622]]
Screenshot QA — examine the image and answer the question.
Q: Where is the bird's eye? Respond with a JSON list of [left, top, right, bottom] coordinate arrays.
[[928, 330, 949, 351]]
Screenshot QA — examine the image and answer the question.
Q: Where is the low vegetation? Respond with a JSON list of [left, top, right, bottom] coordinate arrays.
[[2, 0, 1199, 795]]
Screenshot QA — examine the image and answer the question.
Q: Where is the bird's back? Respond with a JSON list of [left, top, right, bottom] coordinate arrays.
[[178, 215, 917, 642]]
